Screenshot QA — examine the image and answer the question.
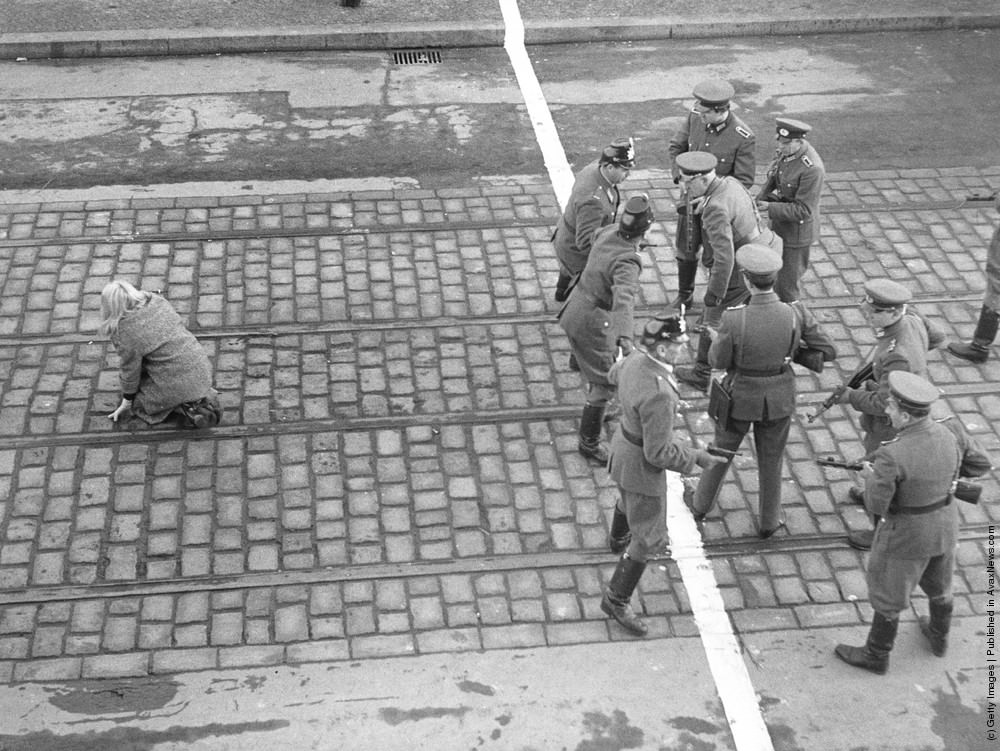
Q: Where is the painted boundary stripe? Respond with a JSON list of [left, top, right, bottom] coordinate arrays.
[[498, 0, 575, 211], [667, 474, 775, 750], [496, 2, 775, 747]]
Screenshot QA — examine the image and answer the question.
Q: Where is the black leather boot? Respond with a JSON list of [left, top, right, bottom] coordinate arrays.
[[670, 259, 699, 310], [835, 612, 898, 675], [675, 335, 711, 392], [601, 555, 648, 635], [608, 505, 631, 554], [948, 305, 999, 363], [919, 598, 954, 657], [578, 403, 609, 464]]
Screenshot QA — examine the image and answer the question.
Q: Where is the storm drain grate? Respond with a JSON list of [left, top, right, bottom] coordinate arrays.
[[392, 48, 442, 65]]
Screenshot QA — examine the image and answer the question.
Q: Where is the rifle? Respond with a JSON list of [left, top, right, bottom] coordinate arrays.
[[806, 361, 876, 423], [816, 457, 983, 504]]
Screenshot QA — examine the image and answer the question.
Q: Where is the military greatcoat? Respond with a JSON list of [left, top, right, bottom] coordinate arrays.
[[607, 351, 699, 560], [864, 416, 989, 615], [668, 112, 755, 260], [692, 292, 837, 530], [667, 112, 756, 187], [846, 313, 946, 452], [558, 226, 642, 388], [552, 160, 621, 277]]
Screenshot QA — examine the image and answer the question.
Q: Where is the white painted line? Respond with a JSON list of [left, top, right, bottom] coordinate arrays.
[[497, 0, 575, 211], [666, 473, 776, 751], [493, 3, 775, 746]]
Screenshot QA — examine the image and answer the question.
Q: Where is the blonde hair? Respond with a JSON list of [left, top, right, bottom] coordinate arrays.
[[99, 280, 149, 337]]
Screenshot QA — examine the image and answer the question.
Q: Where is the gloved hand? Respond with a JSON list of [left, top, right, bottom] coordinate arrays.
[[703, 291, 720, 308], [836, 386, 854, 404]]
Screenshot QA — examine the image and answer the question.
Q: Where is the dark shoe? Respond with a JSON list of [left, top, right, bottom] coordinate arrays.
[[834, 643, 889, 675], [602, 555, 649, 636], [919, 599, 953, 657], [675, 366, 709, 393], [848, 529, 874, 551], [601, 594, 648, 636], [835, 613, 898, 675], [947, 305, 998, 363], [568, 353, 580, 372], [578, 404, 609, 464], [848, 487, 865, 505], [947, 340, 989, 363], [174, 396, 222, 429]]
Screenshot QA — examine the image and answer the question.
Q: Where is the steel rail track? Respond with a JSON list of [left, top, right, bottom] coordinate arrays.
[[0, 524, 991, 607]]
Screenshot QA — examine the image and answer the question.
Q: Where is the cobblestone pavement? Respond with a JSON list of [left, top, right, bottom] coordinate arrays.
[[0, 167, 998, 684]]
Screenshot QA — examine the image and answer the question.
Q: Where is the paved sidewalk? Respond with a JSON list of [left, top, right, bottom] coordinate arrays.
[[1, 0, 999, 58]]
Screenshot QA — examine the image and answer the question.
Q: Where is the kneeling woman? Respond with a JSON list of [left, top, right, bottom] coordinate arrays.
[[100, 280, 222, 428]]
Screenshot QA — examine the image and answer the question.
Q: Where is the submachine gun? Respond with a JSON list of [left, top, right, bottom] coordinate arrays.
[[806, 361, 875, 423], [815, 456, 984, 505]]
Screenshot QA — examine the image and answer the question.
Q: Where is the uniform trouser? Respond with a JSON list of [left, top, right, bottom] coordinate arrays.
[[618, 487, 668, 563], [866, 537, 956, 617], [693, 414, 791, 531], [775, 242, 811, 303]]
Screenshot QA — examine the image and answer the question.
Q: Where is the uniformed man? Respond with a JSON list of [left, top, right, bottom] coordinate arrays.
[[835, 371, 991, 674], [552, 138, 636, 303], [689, 244, 837, 536], [601, 315, 725, 635], [755, 117, 826, 303], [666, 79, 756, 310], [947, 197, 1000, 363], [558, 195, 655, 464], [671, 151, 783, 393], [836, 279, 946, 550]]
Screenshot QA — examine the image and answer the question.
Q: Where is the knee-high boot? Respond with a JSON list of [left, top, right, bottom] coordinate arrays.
[[675, 334, 711, 392], [578, 403, 609, 464], [600, 555, 648, 635], [554, 272, 572, 303], [671, 259, 699, 310], [948, 305, 999, 363], [835, 611, 899, 675], [608, 505, 631, 554], [919, 598, 954, 657]]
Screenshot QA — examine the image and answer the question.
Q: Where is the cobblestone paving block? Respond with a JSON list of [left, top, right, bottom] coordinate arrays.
[[0, 172, 998, 682]]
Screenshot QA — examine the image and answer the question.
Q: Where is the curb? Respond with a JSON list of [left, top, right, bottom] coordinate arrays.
[[1, 13, 999, 60]]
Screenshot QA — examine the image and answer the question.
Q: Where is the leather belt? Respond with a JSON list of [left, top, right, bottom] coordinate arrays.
[[621, 427, 643, 446], [735, 366, 787, 377], [888, 497, 951, 516]]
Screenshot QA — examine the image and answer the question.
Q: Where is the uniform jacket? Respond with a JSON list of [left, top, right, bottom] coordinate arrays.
[[986, 223, 1000, 310], [759, 141, 826, 246], [553, 160, 620, 276], [668, 112, 756, 187], [865, 417, 987, 559], [558, 226, 643, 386], [697, 177, 769, 300], [112, 293, 214, 424], [709, 293, 837, 422], [608, 351, 699, 495], [846, 312, 946, 448]]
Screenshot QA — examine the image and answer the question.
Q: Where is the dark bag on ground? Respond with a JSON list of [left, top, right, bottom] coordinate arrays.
[[174, 395, 223, 429]]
